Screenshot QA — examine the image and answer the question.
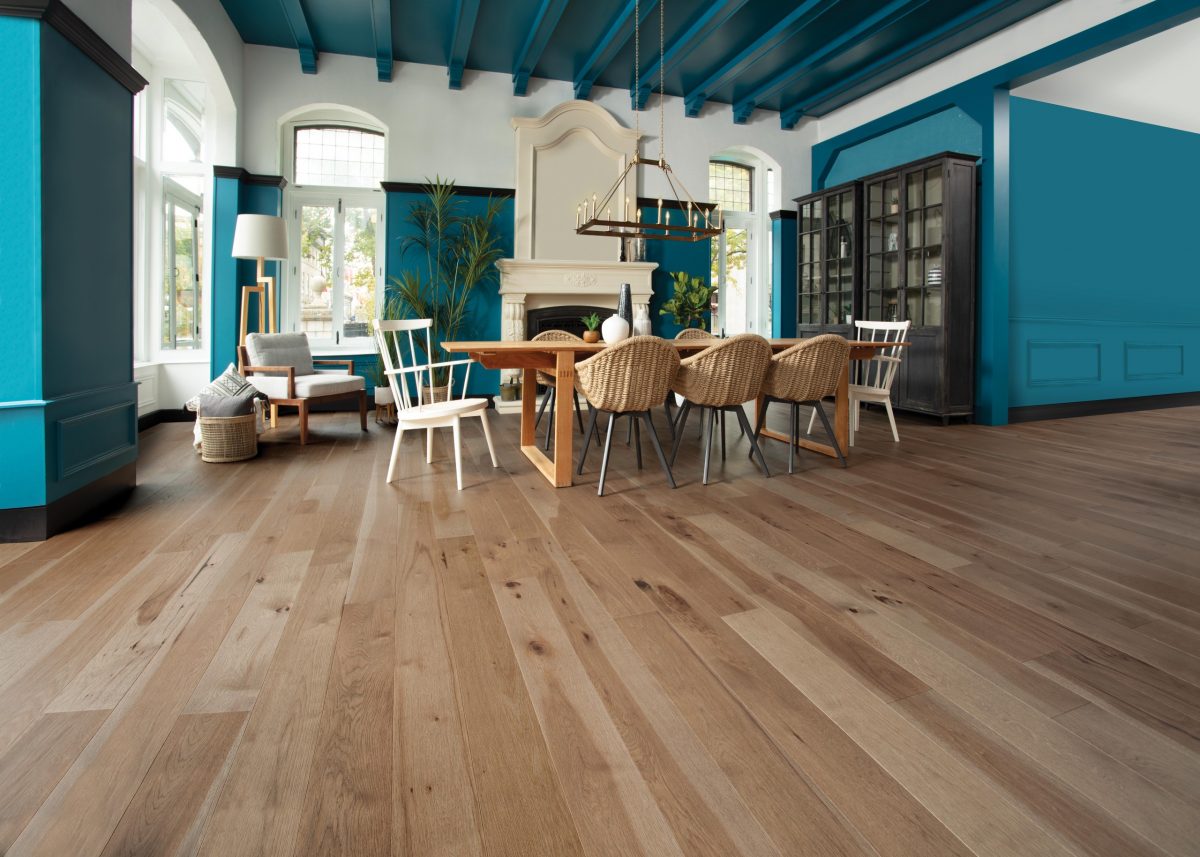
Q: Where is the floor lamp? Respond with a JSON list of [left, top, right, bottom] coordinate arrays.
[[232, 214, 289, 350]]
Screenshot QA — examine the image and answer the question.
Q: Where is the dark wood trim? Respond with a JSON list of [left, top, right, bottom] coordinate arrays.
[[138, 408, 195, 433], [381, 181, 515, 198], [0, 461, 135, 542], [854, 151, 980, 187], [636, 197, 717, 213], [212, 166, 289, 189], [769, 209, 797, 221], [1, 0, 147, 93], [1008, 392, 1200, 424]]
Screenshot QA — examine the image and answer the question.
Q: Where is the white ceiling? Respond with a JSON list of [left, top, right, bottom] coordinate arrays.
[[1013, 17, 1200, 134]]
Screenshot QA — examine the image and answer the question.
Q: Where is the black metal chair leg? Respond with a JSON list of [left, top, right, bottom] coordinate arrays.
[[641, 411, 676, 489], [578, 404, 600, 475], [663, 393, 676, 441], [752, 397, 770, 443], [534, 383, 551, 430], [633, 415, 643, 469], [702, 407, 716, 485], [813, 401, 848, 468], [735, 406, 769, 478], [788, 403, 798, 474], [720, 410, 727, 461], [598, 412, 617, 496], [573, 389, 585, 433], [670, 401, 692, 467], [543, 387, 556, 451]]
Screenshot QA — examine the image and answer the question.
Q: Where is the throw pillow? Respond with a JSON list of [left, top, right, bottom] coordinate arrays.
[[185, 363, 257, 411], [197, 390, 256, 418]]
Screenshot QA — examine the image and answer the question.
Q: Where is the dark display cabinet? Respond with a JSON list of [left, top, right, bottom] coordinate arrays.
[[796, 181, 860, 339], [794, 153, 977, 421]]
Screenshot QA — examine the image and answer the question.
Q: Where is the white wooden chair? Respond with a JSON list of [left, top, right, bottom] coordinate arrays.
[[808, 319, 910, 446], [376, 319, 497, 490]]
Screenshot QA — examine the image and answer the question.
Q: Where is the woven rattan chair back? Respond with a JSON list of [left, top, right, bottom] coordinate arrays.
[[532, 329, 584, 387], [763, 334, 849, 403], [674, 333, 772, 407], [575, 336, 680, 414], [674, 327, 716, 341]]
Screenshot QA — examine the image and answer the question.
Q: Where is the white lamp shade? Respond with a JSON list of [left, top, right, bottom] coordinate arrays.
[[231, 214, 289, 260]]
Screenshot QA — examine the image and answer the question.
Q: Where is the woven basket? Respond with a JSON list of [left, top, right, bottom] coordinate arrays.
[[200, 413, 258, 463]]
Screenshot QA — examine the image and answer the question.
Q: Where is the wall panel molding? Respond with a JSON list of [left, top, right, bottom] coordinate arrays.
[[1026, 340, 1101, 387], [55, 401, 137, 480], [1124, 342, 1184, 380]]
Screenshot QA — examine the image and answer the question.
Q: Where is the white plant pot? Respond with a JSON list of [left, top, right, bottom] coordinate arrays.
[[633, 309, 652, 337], [601, 314, 630, 344], [374, 386, 395, 406]]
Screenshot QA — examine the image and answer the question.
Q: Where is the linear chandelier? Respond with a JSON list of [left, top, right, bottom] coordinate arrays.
[[575, 0, 722, 243]]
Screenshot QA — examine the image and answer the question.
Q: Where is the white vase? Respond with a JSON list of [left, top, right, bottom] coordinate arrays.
[[374, 385, 394, 406], [633, 307, 652, 337], [601, 314, 630, 344]]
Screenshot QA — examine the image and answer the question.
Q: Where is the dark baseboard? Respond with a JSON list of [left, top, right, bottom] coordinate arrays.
[[1009, 391, 1200, 423], [138, 408, 195, 432], [0, 461, 136, 542]]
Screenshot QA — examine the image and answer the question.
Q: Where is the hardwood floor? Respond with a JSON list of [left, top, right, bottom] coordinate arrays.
[[1, 404, 1198, 857]]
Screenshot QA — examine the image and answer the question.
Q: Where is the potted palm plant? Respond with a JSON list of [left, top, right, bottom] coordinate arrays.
[[386, 177, 505, 402], [659, 270, 716, 330], [580, 312, 601, 343]]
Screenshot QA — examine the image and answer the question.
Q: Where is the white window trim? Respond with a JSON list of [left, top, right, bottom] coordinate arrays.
[[711, 155, 775, 336], [283, 188, 386, 349]]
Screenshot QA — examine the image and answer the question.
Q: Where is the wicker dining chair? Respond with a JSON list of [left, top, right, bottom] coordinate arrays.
[[670, 333, 772, 485], [532, 329, 586, 450], [754, 334, 850, 472], [575, 336, 680, 496], [661, 327, 716, 435]]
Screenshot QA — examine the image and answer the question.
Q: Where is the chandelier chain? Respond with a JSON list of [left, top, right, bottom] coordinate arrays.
[[633, 0, 639, 146], [659, 0, 664, 164]]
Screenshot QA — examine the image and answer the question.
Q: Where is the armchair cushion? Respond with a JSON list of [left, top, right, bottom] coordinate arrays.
[[245, 332, 314, 376], [248, 370, 365, 400]]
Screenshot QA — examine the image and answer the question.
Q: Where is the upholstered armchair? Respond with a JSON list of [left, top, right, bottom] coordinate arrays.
[[239, 332, 367, 445]]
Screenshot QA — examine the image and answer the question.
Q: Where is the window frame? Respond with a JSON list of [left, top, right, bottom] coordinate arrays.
[[288, 123, 386, 189], [708, 159, 755, 214]]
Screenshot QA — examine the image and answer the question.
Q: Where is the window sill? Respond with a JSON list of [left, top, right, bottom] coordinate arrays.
[[311, 342, 375, 357]]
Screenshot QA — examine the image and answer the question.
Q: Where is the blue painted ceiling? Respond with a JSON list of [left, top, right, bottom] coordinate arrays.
[[218, 0, 1060, 127]]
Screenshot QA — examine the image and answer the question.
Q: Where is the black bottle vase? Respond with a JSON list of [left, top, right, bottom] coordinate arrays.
[[617, 283, 633, 334]]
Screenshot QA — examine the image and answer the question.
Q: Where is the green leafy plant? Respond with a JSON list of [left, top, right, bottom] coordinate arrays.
[[385, 177, 505, 384], [659, 271, 716, 330], [580, 312, 601, 332]]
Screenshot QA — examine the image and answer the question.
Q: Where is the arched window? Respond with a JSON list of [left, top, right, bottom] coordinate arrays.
[[709, 161, 754, 213], [282, 110, 387, 347]]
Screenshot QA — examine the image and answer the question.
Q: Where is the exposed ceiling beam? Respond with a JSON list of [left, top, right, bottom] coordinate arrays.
[[682, 0, 840, 118], [732, 0, 932, 124], [369, 0, 393, 81], [631, 0, 749, 110], [278, 0, 318, 74], [447, 0, 481, 89], [573, 0, 657, 101], [512, 0, 572, 96], [780, 0, 1020, 127]]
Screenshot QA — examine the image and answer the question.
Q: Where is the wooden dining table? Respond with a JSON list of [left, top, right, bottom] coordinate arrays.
[[442, 338, 907, 488]]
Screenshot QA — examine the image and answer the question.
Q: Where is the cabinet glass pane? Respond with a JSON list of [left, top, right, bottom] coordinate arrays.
[[906, 250, 922, 288], [825, 293, 840, 324], [868, 255, 882, 289], [868, 182, 882, 218], [801, 235, 810, 264], [906, 211, 921, 248], [884, 179, 900, 215], [810, 294, 820, 323], [800, 203, 811, 233], [840, 191, 854, 222], [882, 289, 900, 322], [925, 168, 942, 206], [837, 292, 853, 325], [868, 219, 882, 254], [867, 291, 881, 320], [841, 259, 852, 282], [812, 231, 823, 263], [883, 253, 898, 289], [812, 199, 824, 231], [925, 205, 943, 246], [826, 261, 839, 293], [906, 291, 921, 326], [884, 217, 899, 252], [925, 249, 943, 287], [906, 172, 922, 209], [924, 287, 943, 327]]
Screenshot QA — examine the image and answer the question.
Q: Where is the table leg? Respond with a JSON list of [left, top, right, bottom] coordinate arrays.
[[521, 367, 537, 447], [834, 360, 850, 456], [553, 350, 574, 487]]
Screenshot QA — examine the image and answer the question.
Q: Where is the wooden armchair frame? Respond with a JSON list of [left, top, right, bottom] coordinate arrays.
[[237, 345, 367, 445]]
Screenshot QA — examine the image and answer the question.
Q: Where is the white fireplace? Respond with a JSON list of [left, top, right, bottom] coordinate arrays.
[[496, 101, 659, 402]]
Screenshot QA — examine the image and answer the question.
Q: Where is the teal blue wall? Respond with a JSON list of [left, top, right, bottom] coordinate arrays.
[[210, 178, 283, 379], [771, 215, 797, 337], [825, 107, 983, 186], [641, 204, 713, 338], [0, 18, 138, 512], [1008, 97, 1200, 407], [383, 190, 512, 397], [0, 17, 45, 508]]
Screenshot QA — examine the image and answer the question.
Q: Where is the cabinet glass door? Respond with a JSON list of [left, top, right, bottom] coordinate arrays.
[[797, 199, 823, 325], [824, 189, 854, 325], [864, 177, 900, 322], [900, 166, 944, 327]]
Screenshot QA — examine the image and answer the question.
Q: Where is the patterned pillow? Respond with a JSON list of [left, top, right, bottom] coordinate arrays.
[[185, 363, 257, 411]]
